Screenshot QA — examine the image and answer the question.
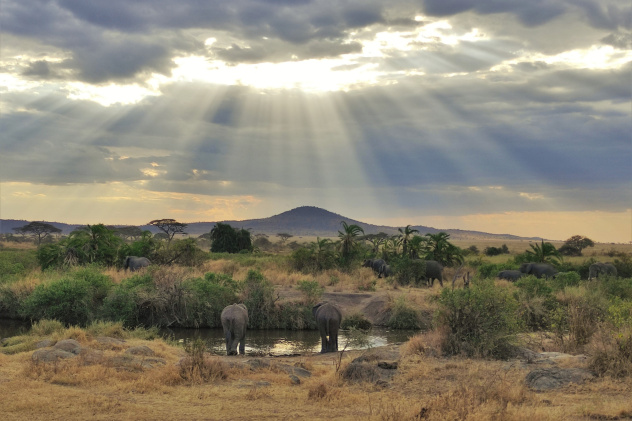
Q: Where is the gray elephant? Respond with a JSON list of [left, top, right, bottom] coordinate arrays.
[[497, 270, 524, 282], [312, 302, 342, 353], [423, 260, 444, 287], [363, 258, 388, 278], [221, 304, 249, 355], [519, 262, 558, 279], [124, 256, 151, 272], [381, 264, 392, 278], [588, 262, 617, 280]]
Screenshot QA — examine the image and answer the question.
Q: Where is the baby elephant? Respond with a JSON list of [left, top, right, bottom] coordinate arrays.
[[221, 304, 249, 355], [497, 270, 524, 282]]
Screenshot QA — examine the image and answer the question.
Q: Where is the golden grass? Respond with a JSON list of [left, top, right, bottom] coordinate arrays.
[[2, 334, 632, 420]]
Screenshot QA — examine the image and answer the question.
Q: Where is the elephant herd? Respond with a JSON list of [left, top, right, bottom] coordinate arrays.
[[497, 261, 617, 281], [219, 301, 343, 356], [362, 258, 444, 287]]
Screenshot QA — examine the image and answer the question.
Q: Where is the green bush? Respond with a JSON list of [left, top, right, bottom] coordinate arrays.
[[296, 280, 324, 304], [183, 273, 239, 328], [514, 275, 557, 331], [392, 258, 426, 287], [20, 268, 114, 326], [597, 277, 632, 300], [341, 313, 372, 330], [387, 297, 421, 329], [476, 262, 516, 279], [436, 279, 519, 358], [242, 270, 277, 329], [613, 254, 632, 278], [549, 271, 581, 291], [0, 249, 38, 283], [276, 301, 315, 330]]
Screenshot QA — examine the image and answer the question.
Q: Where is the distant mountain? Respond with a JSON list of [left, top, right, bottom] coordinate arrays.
[[0, 206, 540, 241]]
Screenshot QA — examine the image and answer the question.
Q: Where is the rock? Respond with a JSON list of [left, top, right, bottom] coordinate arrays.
[[525, 367, 595, 392], [53, 339, 82, 355], [377, 361, 398, 370], [96, 336, 126, 349], [277, 364, 312, 378], [125, 346, 155, 356], [32, 348, 77, 363], [341, 361, 397, 385], [247, 359, 271, 370], [289, 375, 301, 385]]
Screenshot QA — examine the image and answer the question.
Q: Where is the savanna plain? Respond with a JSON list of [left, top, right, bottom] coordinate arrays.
[[1, 231, 631, 421]]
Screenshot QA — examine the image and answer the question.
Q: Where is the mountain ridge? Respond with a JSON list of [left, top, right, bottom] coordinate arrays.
[[0, 206, 542, 241]]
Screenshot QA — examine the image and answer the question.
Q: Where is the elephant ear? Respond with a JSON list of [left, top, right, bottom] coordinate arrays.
[[124, 256, 131, 268]]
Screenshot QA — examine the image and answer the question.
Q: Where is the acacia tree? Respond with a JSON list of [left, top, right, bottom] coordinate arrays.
[[148, 219, 187, 249], [13, 221, 62, 245], [114, 226, 144, 242], [277, 233, 293, 244], [558, 235, 595, 256]]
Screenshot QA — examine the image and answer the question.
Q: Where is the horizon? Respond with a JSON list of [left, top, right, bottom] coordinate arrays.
[[1, 1, 630, 244]]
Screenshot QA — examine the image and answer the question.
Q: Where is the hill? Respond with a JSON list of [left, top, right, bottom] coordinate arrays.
[[1, 206, 540, 241]]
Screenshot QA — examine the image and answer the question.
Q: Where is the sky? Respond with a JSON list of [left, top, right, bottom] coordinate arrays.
[[1, 0, 631, 243]]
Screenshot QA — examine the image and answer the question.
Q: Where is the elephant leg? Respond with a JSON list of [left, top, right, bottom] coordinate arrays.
[[239, 339, 245, 355]]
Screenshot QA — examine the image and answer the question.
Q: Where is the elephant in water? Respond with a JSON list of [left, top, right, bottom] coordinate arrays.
[[497, 270, 524, 282], [519, 262, 558, 279], [312, 302, 342, 353], [588, 262, 617, 280], [423, 260, 444, 287], [221, 304, 249, 355], [124, 256, 151, 272], [362, 259, 388, 277]]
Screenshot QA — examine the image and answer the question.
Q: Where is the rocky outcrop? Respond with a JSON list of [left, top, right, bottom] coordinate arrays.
[[525, 367, 595, 391]]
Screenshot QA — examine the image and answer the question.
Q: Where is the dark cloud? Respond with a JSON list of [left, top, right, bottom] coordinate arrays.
[[601, 32, 632, 49]]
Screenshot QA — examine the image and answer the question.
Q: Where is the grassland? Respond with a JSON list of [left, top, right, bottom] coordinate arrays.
[[1, 239, 631, 420]]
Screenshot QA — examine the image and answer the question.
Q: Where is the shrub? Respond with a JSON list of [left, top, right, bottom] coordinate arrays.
[[276, 301, 315, 330], [241, 270, 277, 329], [387, 297, 421, 329], [21, 269, 114, 326], [182, 273, 239, 328], [549, 271, 581, 291], [0, 249, 38, 283], [476, 262, 515, 279], [613, 254, 632, 278], [436, 279, 519, 358], [393, 258, 426, 287], [296, 280, 324, 304], [179, 339, 229, 383], [514, 275, 557, 331], [597, 276, 632, 300], [341, 313, 372, 330], [588, 326, 632, 378]]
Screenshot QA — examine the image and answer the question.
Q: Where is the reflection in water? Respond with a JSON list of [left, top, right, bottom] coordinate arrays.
[[0, 320, 417, 356], [161, 327, 416, 356]]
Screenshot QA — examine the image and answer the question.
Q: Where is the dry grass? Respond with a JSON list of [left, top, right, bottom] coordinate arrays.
[[2, 334, 632, 420]]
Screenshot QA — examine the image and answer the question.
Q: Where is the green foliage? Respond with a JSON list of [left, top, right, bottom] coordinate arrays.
[[484, 245, 509, 256], [338, 221, 364, 262], [241, 270, 277, 329], [436, 279, 519, 358], [387, 297, 421, 329], [524, 240, 562, 264], [290, 238, 337, 273], [296, 280, 324, 304], [276, 301, 315, 330], [341, 313, 372, 330], [558, 235, 594, 256], [423, 232, 463, 267], [210, 223, 252, 253], [476, 262, 516, 279], [183, 273, 239, 328], [613, 254, 632, 279], [20, 268, 114, 326], [514, 275, 557, 331], [392, 257, 427, 287], [596, 276, 632, 300], [0, 249, 38, 283], [549, 271, 581, 291]]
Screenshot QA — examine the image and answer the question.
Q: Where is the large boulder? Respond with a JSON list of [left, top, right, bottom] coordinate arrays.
[[525, 367, 595, 391]]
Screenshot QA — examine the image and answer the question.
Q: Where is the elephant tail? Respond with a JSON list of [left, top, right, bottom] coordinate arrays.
[[325, 319, 331, 342]]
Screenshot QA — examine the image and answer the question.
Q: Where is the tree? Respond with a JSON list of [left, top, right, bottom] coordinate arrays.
[[148, 219, 187, 249], [277, 233, 293, 244], [424, 232, 463, 267], [398, 225, 419, 257], [13, 221, 62, 245], [210, 223, 252, 253], [407, 235, 429, 259], [114, 226, 143, 242], [558, 235, 595, 256], [525, 240, 561, 264], [337, 221, 364, 261]]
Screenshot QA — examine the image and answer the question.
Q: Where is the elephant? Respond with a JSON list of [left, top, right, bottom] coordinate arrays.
[[497, 270, 524, 282], [221, 304, 249, 355], [362, 259, 388, 278], [588, 262, 617, 280], [519, 262, 558, 279], [422, 260, 444, 287], [381, 264, 392, 278], [124, 256, 151, 272], [312, 302, 342, 353]]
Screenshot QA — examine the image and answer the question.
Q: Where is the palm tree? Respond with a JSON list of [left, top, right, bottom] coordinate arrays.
[[338, 221, 364, 260], [407, 235, 429, 259], [526, 240, 561, 264], [424, 232, 463, 267], [398, 225, 419, 257]]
